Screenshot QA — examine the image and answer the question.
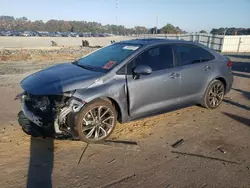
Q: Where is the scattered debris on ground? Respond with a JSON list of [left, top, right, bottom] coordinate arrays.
[[217, 146, 227, 154], [77, 143, 89, 165], [171, 139, 184, 148], [100, 174, 136, 188], [171, 151, 240, 165]]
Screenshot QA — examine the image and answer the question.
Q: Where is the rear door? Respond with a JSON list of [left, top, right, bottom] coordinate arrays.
[[126, 44, 181, 118], [174, 44, 216, 103]]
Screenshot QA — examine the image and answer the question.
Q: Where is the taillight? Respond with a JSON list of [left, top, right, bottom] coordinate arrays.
[[227, 61, 233, 67]]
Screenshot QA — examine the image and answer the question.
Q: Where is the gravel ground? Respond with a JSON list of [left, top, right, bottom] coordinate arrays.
[[0, 36, 134, 48], [0, 54, 249, 188], [0, 46, 97, 61]]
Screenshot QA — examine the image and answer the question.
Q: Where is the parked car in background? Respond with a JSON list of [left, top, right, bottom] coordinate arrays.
[[17, 39, 233, 143], [0, 30, 113, 37], [61, 32, 71, 37]]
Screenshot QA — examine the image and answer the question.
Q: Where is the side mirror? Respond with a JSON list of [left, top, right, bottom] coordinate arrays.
[[133, 65, 152, 76]]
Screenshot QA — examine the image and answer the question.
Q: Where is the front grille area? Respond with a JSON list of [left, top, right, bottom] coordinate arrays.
[[25, 94, 50, 115], [23, 93, 54, 125], [23, 93, 70, 126]]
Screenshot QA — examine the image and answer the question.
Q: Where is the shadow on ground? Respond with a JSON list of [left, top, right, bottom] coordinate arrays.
[[228, 57, 250, 78], [27, 137, 54, 188], [232, 88, 250, 100], [231, 61, 250, 73], [226, 54, 250, 60], [222, 112, 250, 127], [233, 72, 250, 79], [223, 99, 250, 111], [223, 88, 250, 111]]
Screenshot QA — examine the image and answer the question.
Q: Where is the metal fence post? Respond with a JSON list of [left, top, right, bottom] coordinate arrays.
[[211, 35, 215, 50], [188, 35, 191, 41], [197, 34, 200, 43], [207, 36, 211, 48], [237, 37, 242, 52], [219, 37, 224, 52]]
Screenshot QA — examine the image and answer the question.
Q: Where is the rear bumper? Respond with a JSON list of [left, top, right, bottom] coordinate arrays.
[[225, 75, 234, 94]]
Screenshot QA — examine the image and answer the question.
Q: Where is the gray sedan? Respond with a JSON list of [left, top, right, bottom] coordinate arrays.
[[17, 39, 233, 143]]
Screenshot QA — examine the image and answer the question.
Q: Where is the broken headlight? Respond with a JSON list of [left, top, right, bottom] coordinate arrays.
[[59, 90, 76, 97], [32, 96, 50, 111]]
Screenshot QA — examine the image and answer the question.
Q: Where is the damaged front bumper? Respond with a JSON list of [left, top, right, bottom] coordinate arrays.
[[20, 98, 43, 127], [17, 93, 84, 138]]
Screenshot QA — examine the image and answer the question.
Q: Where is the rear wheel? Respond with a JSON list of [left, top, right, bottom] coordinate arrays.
[[76, 99, 117, 143], [202, 80, 225, 109]]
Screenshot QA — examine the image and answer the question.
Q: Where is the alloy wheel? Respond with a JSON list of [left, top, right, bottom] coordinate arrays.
[[208, 82, 224, 108], [81, 106, 115, 140]]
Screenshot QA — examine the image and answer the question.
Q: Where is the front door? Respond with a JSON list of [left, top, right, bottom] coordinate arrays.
[[127, 44, 181, 118]]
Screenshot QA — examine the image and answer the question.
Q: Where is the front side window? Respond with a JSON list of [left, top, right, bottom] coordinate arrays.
[[175, 44, 215, 66], [76, 43, 141, 72], [129, 45, 174, 72]]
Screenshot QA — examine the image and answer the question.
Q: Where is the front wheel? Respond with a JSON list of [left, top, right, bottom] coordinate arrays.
[[76, 99, 117, 143], [202, 80, 225, 109]]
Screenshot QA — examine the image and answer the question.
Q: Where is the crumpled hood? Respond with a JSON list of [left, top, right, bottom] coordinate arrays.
[[21, 63, 103, 95]]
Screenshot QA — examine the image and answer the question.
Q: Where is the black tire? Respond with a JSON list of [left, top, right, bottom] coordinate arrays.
[[202, 79, 225, 109], [76, 99, 117, 143]]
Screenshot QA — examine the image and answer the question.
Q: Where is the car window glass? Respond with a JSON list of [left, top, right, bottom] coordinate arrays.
[[132, 45, 173, 72], [176, 44, 215, 65], [77, 43, 141, 72]]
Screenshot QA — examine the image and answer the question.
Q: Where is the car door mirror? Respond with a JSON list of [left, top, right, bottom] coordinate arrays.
[[132, 65, 152, 79], [133, 65, 152, 75]]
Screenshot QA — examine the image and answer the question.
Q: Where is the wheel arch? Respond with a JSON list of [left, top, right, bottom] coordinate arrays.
[[214, 77, 227, 93], [200, 76, 227, 105], [106, 97, 123, 123], [86, 96, 123, 123]]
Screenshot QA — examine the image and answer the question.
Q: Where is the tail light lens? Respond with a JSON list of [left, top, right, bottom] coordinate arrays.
[[227, 61, 233, 67]]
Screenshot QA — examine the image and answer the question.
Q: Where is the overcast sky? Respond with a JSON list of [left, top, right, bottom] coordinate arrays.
[[1, 0, 249, 32]]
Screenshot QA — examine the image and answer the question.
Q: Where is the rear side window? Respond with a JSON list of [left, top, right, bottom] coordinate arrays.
[[175, 44, 215, 66], [131, 45, 174, 72]]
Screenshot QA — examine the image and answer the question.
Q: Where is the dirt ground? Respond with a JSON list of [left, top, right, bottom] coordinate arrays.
[[0, 36, 134, 48], [0, 54, 250, 188]]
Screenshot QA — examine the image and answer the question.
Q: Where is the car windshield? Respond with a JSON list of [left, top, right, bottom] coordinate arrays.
[[76, 43, 141, 71]]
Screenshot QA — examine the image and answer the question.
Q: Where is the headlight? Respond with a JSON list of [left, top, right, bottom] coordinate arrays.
[[33, 96, 50, 111]]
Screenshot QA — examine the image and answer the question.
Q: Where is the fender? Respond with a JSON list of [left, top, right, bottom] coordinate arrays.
[[72, 74, 130, 123]]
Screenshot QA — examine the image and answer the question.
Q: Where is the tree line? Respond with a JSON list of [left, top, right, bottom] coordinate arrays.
[[0, 16, 149, 35], [0, 16, 186, 35], [210, 27, 250, 35], [0, 16, 249, 35]]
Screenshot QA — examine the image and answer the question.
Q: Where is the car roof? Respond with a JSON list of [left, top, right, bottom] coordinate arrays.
[[119, 38, 194, 46]]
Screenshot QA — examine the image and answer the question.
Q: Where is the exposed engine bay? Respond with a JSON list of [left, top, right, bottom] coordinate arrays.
[[18, 92, 84, 139]]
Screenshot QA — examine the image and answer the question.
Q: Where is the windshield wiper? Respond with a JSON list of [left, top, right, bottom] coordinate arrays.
[[72, 61, 96, 71]]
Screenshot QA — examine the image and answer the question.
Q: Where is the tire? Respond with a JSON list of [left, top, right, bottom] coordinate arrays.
[[202, 79, 225, 109], [76, 99, 117, 143]]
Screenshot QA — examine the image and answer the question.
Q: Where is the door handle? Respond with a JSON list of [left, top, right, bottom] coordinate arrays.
[[169, 73, 179, 79], [175, 73, 180, 77], [204, 65, 211, 71]]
